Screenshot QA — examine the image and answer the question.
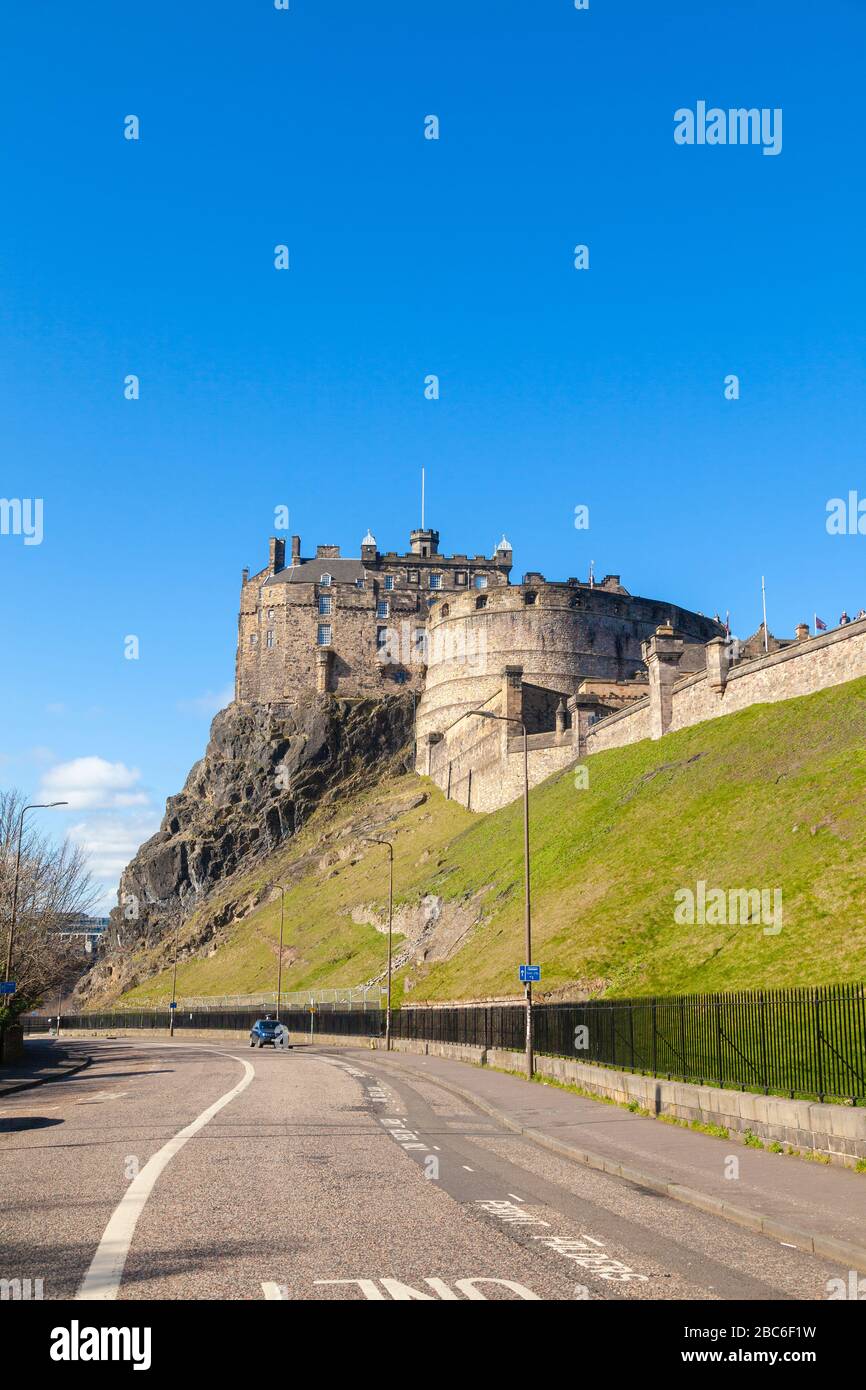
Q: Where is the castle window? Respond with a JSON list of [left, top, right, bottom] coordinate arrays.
[[429, 573, 442, 590], [376, 625, 388, 652], [355, 577, 365, 590], [475, 595, 487, 610], [440, 604, 450, 618], [524, 591, 537, 605], [266, 629, 275, 649], [474, 575, 488, 590], [407, 570, 418, 584], [413, 628, 427, 660], [267, 608, 274, 621], [318, 594, 333, 615], [456, 572, 467, 586], [320, 573, 332, 587], [377, 599, 389, 619], [384, 575, 394, 591], [249, 633, 258, 647], [316, 624, 332, 647]]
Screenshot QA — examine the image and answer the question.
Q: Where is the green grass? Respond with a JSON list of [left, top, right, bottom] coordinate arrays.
[[114, 674, 866, 1007]]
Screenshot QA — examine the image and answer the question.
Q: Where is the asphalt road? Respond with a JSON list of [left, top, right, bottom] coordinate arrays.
[[0, 1038, 850, 1302]]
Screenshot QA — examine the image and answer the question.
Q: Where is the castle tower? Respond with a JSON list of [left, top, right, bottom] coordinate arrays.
[[409, 527, 439, 558]]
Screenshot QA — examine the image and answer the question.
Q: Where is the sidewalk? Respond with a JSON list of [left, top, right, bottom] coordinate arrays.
[[0, 1037, 91, 1098], [363, 1049, 866, 1271]]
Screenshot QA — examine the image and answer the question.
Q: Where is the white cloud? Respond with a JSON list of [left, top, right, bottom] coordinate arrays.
[[177, 684, 234, 717], [68, 812, 160, 902], [40, 756, 149, 810]]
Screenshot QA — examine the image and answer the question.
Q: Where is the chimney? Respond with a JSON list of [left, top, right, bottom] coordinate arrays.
[[796, 622, 810, 641], [291, 535, 301, 565], [269, 537, 286, 575]]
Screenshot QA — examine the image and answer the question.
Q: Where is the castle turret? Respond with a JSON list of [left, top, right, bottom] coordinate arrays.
[[409, 527, 439, 558], [361, 530, 377, 563]]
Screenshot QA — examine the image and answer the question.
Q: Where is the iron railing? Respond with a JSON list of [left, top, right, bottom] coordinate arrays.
[[45, 982, 866, 1103]]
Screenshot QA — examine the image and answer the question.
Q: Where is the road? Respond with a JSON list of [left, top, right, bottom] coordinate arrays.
[[0, 1038, 849, 1302]]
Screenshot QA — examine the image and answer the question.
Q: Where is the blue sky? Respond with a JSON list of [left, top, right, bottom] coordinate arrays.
[[2, 0, 864, 907]]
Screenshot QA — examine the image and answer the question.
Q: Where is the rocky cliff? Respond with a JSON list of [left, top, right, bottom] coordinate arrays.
[[76, 693, 415, 1002]]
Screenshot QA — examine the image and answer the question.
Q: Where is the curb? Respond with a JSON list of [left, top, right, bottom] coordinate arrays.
[[0, 1053, 92, 1099], [369, 1052, 866, 1275]]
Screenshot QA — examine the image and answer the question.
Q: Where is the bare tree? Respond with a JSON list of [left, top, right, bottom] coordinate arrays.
[[0, 789, 98, 1022]]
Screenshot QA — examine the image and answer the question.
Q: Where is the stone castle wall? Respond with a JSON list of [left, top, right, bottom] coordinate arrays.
[[420, 618, 866, 814], [585, 617, 866, 756], [415, 581, 720, 748]]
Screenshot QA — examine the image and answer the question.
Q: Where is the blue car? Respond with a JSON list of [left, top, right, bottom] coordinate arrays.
[[249, 1017, 289, 1048]]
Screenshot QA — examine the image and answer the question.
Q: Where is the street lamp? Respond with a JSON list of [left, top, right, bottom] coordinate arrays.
[[365, 837, 393, 1051], [169, 916, 180, 1037], [3, 801, 69, 992], [275, 885, 286, 1020], [470, 709, 534, 1079]]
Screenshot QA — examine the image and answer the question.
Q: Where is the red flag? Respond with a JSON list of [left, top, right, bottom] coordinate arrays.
[[815, 615, 827, 631]]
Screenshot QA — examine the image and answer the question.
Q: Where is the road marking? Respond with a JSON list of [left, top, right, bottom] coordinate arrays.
[[529, 1233, 649, 1283], [508, 1193, 524, 1202], [475, 1199, 551, 1228], [313, 1276, 540, 1301], [76, 1091, 130, 1104], [261, 1282, 288, 1300], [77, 1052, 255, 1300], [462, 1165, 474, 1172]]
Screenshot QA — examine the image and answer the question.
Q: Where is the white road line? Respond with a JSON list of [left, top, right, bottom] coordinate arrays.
[[76, 1091, 130, 1105], [77, 1052, 255, 1300], [463, 1165, 474, 1172], [508, 1193, 524, 1202]]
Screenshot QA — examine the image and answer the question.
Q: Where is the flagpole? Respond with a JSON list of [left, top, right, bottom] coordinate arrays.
[[761, 576, 768, 653], [421, 467, 425, 529]]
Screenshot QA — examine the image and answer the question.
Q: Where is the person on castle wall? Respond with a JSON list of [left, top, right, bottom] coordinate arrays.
[[855, 609, 866, 621], [839, 610, 850, 626]]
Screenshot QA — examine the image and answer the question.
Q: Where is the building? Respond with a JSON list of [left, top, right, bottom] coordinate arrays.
[[236, 526, 513, 704]]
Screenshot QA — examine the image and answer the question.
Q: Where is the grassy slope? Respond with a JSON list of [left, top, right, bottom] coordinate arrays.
[[120, 676, 866, 1006]]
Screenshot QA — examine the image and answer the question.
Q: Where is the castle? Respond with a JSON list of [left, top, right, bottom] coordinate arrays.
[[236, 521, 866, 812]]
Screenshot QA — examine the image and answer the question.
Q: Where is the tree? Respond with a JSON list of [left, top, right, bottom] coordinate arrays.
[[0, 789, 98, 1026]]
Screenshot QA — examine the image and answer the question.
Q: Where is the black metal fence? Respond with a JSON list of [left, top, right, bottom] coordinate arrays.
[[53, 1007, 383, 1038], [394, 986, 866, 1102], [44, 982, 866, 1103]]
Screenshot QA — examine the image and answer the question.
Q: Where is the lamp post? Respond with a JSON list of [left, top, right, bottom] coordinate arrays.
[[3, 801, 69, 992], [169, 916, 180, 1037], [276, 885, 286, 1020], [365, 837, 393, 1051], [472, 710, 534, 1079]]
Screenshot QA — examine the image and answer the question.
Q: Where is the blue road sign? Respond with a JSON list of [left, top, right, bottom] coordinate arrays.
[[0, 981, 16, 995], [169, 1001, 177, 1010], [519, 965, 541, 983]]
